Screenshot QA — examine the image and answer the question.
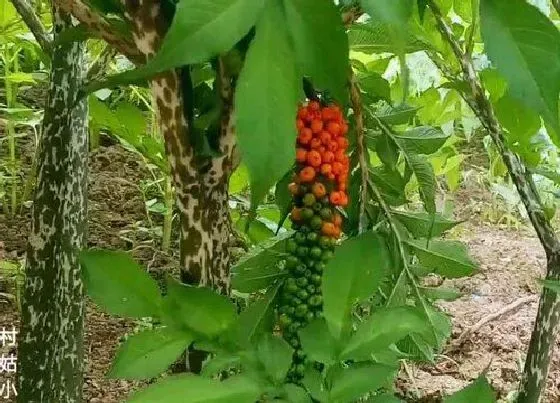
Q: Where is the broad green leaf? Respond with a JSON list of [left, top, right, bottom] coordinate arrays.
[[419, 286, 462, 301], [444, 375, 496, 402], [231, 232, 291, 281], [236, 1, 300, 206], [229, 164, 249, 195], [323, 232, 390, 340], [349, 22, 428, 54], [369, 167, 408, 206], [480, 68, 507, 103], [494, 92, 541, 166], [298, 318, 338, 364], [283, 0, 349, 103], [394, 126, 450, 155], [375, 132, 399, 170], [375, 104, 420, 126], [403, 153, 437, 214], [256, 334, 293, 383], [341, 306, 432, 360], [282, 384, 312, 403], [80, 249, 162, 318], [303, 366, 327, 402], [391, 210, 462, 238], [540, 279, 560, 294], [235, 284, 281, 344], [369, 394, 403, 403], [201, 354, 242, 378], [234, 217, 275, 245], [231, 262, 285, 293], [128, 374, 262, 403], [407, 239, 478, 278], [358, 72, 391, 102], [108, 327, 192, 380], [89, 0, 265, 90], [329, 362, 397, 402], [162, 278, 236, 338], [480, 0, 560, 137]]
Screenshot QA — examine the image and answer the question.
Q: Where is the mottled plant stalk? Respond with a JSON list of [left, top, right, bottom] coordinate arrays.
[[17, 4, 89, 402], [427, 2, 560, 402]]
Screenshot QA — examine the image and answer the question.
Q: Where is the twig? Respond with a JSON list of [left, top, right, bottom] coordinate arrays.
[[342, 5, 363, 27], [9, 0, 52, 53], [453, 295, 538, 347], [349, 73, 368, 233]]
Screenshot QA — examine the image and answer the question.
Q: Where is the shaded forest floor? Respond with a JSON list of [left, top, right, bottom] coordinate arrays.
[[1, 143, 559, 402]]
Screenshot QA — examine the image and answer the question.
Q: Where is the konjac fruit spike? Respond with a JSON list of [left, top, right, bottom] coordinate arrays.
[[277, 100, 349, 384]]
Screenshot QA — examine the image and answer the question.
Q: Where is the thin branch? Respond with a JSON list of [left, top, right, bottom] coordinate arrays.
[[342, 5, 363, 27], [427, 0, 560, 254], [349, 72, 368, 233], [53, 0, 143, 64], [10, 0, 52, 53]]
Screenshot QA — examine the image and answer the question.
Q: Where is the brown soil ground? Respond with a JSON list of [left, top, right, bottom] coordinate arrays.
[[1, 143, 560, 402]]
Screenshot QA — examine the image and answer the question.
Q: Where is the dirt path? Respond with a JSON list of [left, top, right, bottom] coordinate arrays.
[[1, 144, 559, 402]]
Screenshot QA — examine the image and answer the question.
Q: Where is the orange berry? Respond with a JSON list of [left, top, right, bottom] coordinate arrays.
[[332, 162, 343, 175], [311, 119, 324, 134], [336, 137, 349, 150], [299, 166, 316, 182], [334, 149, 346, 163], [309, 100, 321, 111], [327, 122, 342, 136], [318, 146, 326, 153], [330, 191, 343, 205], [327, 141, 338, 152], [327, 172, 335, 180], [338, 182, 347, 192], [288, 182, 300, 195], [297, 107, 308, 120], [319, 131, 332, 145], [321, 222, 336, 236], [298, 128, 313, 145], [296, 148, 307, 163], [291, 207, 302, 222], [310, 138, 322, 149], [307, 150, 322, 167], [333, 226, 342, 238], [296, 119, 305, 130], [341, 122, 349, 135], [312, 182, 327, 199], [322, 151, 335, 163], [340, 193, 349, 207], [320, 163, 332, 175], [321, 107, 335, 121]]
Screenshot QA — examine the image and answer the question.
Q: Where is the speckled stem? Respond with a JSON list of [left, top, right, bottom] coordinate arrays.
[[427, 2, 560, 402], [16, 5, 88, 402]]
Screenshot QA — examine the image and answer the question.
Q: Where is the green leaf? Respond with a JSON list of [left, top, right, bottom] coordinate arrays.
[[162, 278, 237, 338], [282, 384, 312, 403], [358, 72, 391, 102], [108, 327, 192, 380], [229, 164, 249, 194], [89, 0, 265, 90], [480, 68, 508, 103], [480, 0, 560, 137], [540, 279, 560, 294], [298, 318, 338, 364], [231, 262, 285, 293], [234, 217, 275, 245], [283, 0, 349, 103], [444, 375, 496, 402], [201, 354, 242, 378], [323, 232, 390, 340], [329, 362, 397, 402], [236, 1, 300, 207], [391, 210, 462, 238], [394, 126, 450, 155], [375, 132, 399, 170], [368, 394, 403, 403], [407, 239, 478, 278], [341, 306, 433, 360], [80, 249, 162, 318], [369, 167, 408, 206], [235, 284, 281, 344], [275, 171, 294, 231], [256, 334, 293, 383], [376, 103, 420, 125], [403, 153, 437, 214], [128, 374, 262, 403], [349, 22, 428, 54], [303, 366, 327, 402]]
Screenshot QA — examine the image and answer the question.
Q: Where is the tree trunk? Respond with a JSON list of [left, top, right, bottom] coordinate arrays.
[[16, 5, 88, 402], [517, 254, 560, 403]]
